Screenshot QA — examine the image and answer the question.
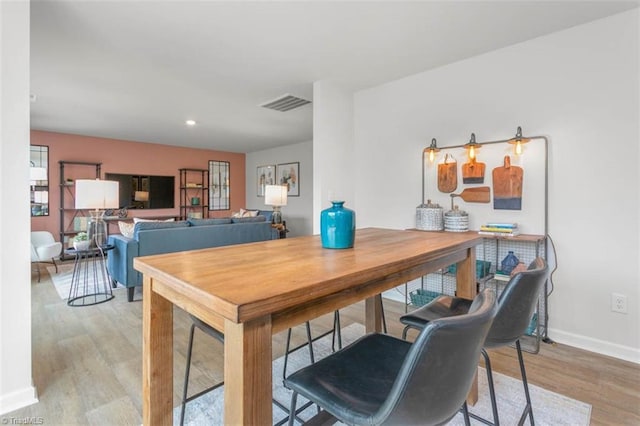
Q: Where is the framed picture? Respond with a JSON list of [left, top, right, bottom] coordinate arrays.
[[256, 164, 276, 197], [277, 162, 300, 197]]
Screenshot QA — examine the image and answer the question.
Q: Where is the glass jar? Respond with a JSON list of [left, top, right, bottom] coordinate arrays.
[[501, 251, 520, 274]]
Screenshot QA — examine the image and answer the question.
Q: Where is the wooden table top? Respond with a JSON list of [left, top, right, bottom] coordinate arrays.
[[134, 227, 482, 324]]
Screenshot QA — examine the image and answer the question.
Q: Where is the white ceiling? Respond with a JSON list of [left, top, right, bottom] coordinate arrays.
[[30, 1, 637, 153]]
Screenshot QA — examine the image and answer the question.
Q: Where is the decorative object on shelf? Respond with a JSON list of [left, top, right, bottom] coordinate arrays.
[[415, 199, 443, 231], [508, 126, 530, 156], [264, 184, 287, 225], [478, 222, 520, 237], [320, 200, 355, 249], [501, 250, 520, 275], [118, 207, 128, 218], [437, 153, 457, 193], [72, 232, 90, 251], [462, 157, 486, 184], [426, 138, 440, 163], [190, 197, 200, 206], [463, 132, 481, 160], [492, 155, 523, 210], [209, 161, 230, 210], [256, 164, 276, 197], [75, 179, 119, 248], [277, 162, 299, 197], [443, 205, 468, 232], [449, 186, 490, 209]]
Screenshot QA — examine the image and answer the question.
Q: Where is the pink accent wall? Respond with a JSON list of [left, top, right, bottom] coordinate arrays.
[[30, 130, 246, 239]]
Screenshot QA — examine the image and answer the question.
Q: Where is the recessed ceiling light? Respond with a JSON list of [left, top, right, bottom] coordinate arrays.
[[185, 120, 196, 126]]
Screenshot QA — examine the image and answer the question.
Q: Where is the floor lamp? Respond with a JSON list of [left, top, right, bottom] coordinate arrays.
[[75, 179, 119, 247]]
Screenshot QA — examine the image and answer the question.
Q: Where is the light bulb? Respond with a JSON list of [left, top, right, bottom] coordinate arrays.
[[468, 145, 476, 160], [515, 140, 522, 155], [429, 149, 435, 163]]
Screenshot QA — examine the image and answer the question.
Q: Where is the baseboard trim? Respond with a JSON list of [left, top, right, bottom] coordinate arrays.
[[0, 385, 38, 416], [548, 328, 640, 364]]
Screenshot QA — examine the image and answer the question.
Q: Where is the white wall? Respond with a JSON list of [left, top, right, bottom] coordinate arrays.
[[0, 0, 38, 414], [314, 10, 639, 362], [348, 10, 639, 362], [246, 140, 313, 237], [312, 81, 355, 234]]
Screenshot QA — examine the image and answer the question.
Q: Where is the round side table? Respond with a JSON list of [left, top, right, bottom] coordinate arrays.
[[64, 244, 115, 307]]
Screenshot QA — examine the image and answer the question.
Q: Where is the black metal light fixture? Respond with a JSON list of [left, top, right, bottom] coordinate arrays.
[[464, 133, 481, 160], [426, 138, 440, 163], [508, 126, 530, 155]]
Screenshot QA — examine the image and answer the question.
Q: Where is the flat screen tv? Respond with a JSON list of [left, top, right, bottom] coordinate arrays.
[[105, 173, 175, 209]]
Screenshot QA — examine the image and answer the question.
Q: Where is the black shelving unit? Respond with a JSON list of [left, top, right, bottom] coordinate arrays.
[[59, 161, 101, 260], [179, 168, 209, 220]]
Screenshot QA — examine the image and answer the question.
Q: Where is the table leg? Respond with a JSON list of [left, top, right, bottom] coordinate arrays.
[[456, 246, 478, 405], [365, 294, 383, 333], [143, 277, 173, 426], [224, 316, 273, 425]]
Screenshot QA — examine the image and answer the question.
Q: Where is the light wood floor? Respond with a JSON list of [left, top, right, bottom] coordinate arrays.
[[6, 265, 639, 425]]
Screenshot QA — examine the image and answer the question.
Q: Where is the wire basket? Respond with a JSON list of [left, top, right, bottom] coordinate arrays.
[[409, 289, 442, 307]]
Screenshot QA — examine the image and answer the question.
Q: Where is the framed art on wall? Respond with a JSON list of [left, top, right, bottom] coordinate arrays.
[[277, 162, 299, 197], [256, 164, 276, 197]]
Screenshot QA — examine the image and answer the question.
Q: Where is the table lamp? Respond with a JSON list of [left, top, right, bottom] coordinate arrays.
[[264, 184, 287, 225], [134, 190, 149, 208], [75, 179, 119, 247]]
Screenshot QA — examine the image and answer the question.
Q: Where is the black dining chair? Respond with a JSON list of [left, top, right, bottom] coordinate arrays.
[[284, 288, 497, 426], [400, 257, 549, 426], [179, 314, 225, 426]]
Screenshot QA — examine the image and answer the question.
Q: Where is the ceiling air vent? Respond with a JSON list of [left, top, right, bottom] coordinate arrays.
[[260, 94, 311, 112]]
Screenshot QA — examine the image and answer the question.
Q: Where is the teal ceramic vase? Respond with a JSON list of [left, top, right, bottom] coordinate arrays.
[[320, 201, 355, 249], [501, 250, 519, 274]]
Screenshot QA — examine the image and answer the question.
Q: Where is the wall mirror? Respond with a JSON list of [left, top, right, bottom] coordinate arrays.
[[209, 160, 230, 210], [30, 145, 49, 216]]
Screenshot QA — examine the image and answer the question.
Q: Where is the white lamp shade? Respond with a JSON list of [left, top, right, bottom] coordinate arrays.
[[265, 185, 287, 206], [75, 179, 119, 209], [134, 191, 149, 201], [29, 167, 47, 181]]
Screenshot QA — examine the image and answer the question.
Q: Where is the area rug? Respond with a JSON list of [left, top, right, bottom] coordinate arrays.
[[175, 323, 592, 425], [47, 264, 124, 300]]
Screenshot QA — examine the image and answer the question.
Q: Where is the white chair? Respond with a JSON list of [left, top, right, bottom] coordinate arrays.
[[31, 231, 62, 282]]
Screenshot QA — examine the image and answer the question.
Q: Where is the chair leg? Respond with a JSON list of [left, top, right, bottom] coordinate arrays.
[[51, 258, 59, 273], [516, 339, 535, 426], [305, 321, 315, 364], [283, 322, 315, 381], [331, 310, 342, 352], [36, 262, 41, 283], [379, 296, 387, 334], [462, 401, 471, 426], [401, 324, 413, 340], [482, 348, 500, 426], [288, 391, 299, 426], [180, 323, 197, 426]]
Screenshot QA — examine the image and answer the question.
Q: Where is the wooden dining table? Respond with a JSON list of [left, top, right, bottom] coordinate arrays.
[[134, 227, 483, 425]]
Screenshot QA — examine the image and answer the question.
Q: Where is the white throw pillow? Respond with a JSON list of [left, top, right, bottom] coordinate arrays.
[[118, 221, 135, 238]]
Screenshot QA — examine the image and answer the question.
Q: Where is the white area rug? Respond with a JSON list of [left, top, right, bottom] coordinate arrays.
[[175, 323, 591, 426], [47, 264, 124, 300]]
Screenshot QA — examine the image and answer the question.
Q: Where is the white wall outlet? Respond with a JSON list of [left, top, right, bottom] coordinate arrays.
[[611, 293, 628, 314]]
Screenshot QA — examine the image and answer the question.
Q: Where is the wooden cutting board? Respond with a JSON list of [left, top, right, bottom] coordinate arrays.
[[492, 155, 523, 210], [437, 154, 457, 193], [462, 157, 485, 184]]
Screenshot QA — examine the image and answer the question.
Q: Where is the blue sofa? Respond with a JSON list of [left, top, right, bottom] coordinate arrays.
[[107, 216, 278, 301]]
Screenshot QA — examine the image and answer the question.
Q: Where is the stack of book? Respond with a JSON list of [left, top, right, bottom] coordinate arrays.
[[478, 222, 520, 237]]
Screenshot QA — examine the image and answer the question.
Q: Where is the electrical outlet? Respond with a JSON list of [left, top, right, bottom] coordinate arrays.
[[611, 293, 628, 314]]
